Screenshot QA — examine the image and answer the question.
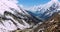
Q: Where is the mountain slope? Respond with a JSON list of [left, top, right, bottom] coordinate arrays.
[[0, 0, 32, 32]]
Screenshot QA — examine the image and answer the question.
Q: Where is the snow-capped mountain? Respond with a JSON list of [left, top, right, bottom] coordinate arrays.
[[27, 0, 60, 21]]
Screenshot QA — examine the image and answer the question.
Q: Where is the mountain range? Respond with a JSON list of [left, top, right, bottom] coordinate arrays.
[[0, 0, 60, 32]]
